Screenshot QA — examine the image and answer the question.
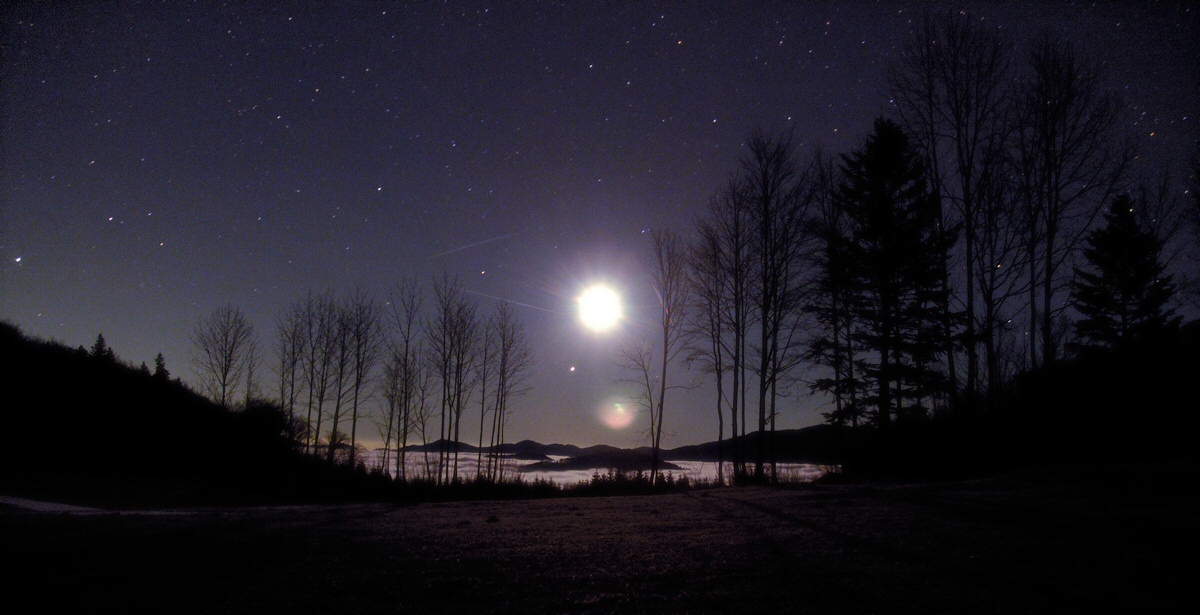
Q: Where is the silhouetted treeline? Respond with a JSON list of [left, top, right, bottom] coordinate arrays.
[[257, 276, 536, 486], [669, 12, 1198, 482], [0, 322, 390, 506], [0, 322, 722, 504], [831, 321, 1200, 479], [1008, 320, 1200, 460]]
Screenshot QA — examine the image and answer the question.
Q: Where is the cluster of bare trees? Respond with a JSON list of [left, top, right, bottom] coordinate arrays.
[[621, 133, 821, 485], [272, 288, 382, 465], [194, 286, 528, 486], [887, 14, 1150, 410], [684, 132, 822, 483], [630, 13, 1189, 485], [481, 301, 536, 481], [400, 276, 536, 484], [378, 280, 428, 481], [190, 276, 534, 482]]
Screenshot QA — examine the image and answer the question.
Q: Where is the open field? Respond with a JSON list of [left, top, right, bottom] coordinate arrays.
[[3, 462, 1194, 614]]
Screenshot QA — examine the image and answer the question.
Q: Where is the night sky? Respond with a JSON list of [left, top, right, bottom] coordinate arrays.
[[3, 2, 1196, 448]]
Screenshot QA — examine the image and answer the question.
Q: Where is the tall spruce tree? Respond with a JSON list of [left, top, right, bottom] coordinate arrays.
[[836, 118, 954, 425], [806, 158, 867, 427], [153, 352, 169, 380], [91, 333, 116, 362], [1071, 194, 1179, 351]]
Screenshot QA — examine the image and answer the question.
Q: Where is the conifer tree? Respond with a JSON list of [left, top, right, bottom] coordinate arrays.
[[153, 353, 169, 380], [836, 118, 954, 425], [806, 159, 867, 427], [1071, 194, 1179, 350], [91, 333, 116, 362]]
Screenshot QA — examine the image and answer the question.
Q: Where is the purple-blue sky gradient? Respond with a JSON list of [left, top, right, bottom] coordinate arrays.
[[3, 2, 1195, 447]]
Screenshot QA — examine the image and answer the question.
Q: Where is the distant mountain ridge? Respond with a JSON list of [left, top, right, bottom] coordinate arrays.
[[389, 425, 848, 471], [662, 425, 848, 464]]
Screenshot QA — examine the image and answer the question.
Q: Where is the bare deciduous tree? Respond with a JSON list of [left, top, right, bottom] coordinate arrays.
[[1016, 32, 1129, 367], [412, 345, 437, 479], [475, 312, 495, 479], [384, 278, 424, 480], [301, 291, 339, 455], [619, 228, 688, 484], [486, 300, 534, 481], [889, 12, 1013, 407], [325, 301, 354, 463], [378, 355, 400, 475], [972, 165, 1028, 410], [703, 178, 755, 480], [242, 333, 263, 407], [274, 302, 306, 441], [742, 130, 813, 480], [191, 303, 255, 409], [426, 275, 480, 484], [344, 287, 382, 466], [686, 218, 730, 484]]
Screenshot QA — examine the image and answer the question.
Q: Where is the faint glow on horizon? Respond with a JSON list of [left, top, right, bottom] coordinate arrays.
[[578, 284, 622, 332]]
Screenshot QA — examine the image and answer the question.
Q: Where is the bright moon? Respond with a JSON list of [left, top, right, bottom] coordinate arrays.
[[578, 285, 622, 332]]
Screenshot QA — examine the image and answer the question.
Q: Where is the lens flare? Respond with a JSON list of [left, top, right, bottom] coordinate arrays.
[[600, 402, 634, 429]]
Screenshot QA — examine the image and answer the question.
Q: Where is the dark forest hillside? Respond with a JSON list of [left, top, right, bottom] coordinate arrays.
[[843, 320, 1200, 478], [0, 322, 378, 506], [664, 425, 849, 465], [1006, 320, 1200, 459]]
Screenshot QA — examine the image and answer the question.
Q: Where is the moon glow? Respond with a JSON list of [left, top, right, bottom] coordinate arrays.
[[578, 285, 622, 332]]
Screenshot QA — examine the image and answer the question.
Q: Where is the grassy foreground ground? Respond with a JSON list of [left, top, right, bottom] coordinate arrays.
[[3, 462, 1194, 614]]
